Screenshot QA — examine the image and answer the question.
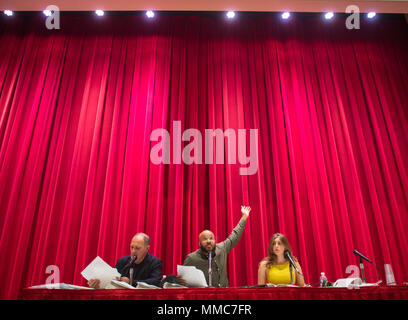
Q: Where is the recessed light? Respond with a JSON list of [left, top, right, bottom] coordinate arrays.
[[226, 11, 236, 19], [367, 12, 376, 19], [281, 12, 291, 20], [95, 10, 104, 17], [146, 10, 155, 18]]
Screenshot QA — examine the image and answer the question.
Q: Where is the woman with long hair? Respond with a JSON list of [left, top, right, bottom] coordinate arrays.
[[258, 233, 305, 286]]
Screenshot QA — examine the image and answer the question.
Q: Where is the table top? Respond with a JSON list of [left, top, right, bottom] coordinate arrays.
[[21, 285, 408, 300]]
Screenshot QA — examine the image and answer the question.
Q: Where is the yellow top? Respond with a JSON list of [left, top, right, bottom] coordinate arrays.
[[267, 262, 296, 285]]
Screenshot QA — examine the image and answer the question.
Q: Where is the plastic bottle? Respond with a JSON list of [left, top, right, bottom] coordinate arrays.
[[320, 272, 328, 287], [384, 264, 396, 286]]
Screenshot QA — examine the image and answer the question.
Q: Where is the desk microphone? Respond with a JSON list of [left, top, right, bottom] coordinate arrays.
[[284, 250, 300, 274], [127, 255, 137, 286], [353, 249, 377, 284], [353, 250, 373, 264]]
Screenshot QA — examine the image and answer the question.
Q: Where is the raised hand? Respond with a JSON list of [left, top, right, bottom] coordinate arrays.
[[241, 205, 251, 220]]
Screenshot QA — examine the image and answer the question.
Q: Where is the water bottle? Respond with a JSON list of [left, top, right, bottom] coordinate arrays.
[[320, 272, 328, 287]]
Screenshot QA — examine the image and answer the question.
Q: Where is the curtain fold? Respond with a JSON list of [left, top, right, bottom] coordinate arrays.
[[0, 13, 407, 299]]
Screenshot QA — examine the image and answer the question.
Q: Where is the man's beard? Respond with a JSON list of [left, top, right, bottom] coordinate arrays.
[[200, 244, 214, 254]]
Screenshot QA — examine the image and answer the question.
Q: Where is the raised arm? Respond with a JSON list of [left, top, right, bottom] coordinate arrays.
[[220, 206, 251, 254]]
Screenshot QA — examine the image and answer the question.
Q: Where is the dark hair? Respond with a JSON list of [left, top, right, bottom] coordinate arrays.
[[263, 233, 297, 268]]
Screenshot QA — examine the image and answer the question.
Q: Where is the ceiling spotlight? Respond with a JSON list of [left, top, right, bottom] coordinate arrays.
[[95, 10, 104, 17], [324, 12, 334, 20], [367, 12, 376, 19], [43, 9, 52, 17], [146, 10, 155, 18], [281, 12, 291, 20], [226, 11, 236, 19], [4, 10, 13, 16]]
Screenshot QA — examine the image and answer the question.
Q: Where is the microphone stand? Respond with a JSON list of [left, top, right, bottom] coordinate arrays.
[[289, 264, 293, 285], [354, 250, 382, 285], [127, 256, 136, 286], [208, 251, 213, 288], [359, 257, 366, 284]]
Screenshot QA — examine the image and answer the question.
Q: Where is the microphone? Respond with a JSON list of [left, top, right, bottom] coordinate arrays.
[[126, 255, 137, 267], [284, 250, 300, 274], [353, 249, 381, 284], [353, 250, 373, 264], [127, 255, 137, 286], [353, 250, 373, 284]]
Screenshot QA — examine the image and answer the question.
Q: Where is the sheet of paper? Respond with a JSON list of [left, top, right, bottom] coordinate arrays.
[[135, 281, 161, 289], [177, 265, 208, 287], [333, 277, 362, 288], [28, 283, 94, 289], [81, 256, 120, 289], [109, 279, 136, 289]]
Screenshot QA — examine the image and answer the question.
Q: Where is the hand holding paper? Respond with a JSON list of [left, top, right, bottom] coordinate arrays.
[[177, 265, 208, 287], [81, 256, 121, 289]]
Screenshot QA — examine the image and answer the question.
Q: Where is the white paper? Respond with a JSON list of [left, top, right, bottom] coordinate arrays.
[[333, 277, 381, 288], [81, 256, 120, 289], [109, 280, 136, 289], [135, 281, 161, 289], [28, 283, 94, 289], [359, 280, 382, 287], [266, 283, 298, 287], [177, 265, 208, 287], [163, 282, 188, 289], [333, 277, 362, 288]]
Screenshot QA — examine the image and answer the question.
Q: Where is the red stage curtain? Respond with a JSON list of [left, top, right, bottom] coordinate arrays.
[[0, 13, 407, 299]]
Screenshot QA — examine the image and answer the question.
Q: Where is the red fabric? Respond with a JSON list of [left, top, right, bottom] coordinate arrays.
[[0, 13, 408, 299], [21, 286, 408, 300]]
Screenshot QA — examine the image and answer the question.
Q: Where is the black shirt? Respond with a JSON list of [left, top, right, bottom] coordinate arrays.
[[114, 253, 162, 287]]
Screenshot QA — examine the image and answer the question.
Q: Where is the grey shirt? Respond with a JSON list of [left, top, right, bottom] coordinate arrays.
[[183, 218, 247, 287]]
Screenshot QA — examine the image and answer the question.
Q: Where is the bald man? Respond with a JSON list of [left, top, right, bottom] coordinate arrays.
[[88, 233, 162, 288], [182, 206, 251, 287]]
